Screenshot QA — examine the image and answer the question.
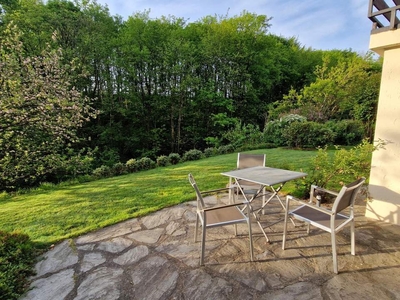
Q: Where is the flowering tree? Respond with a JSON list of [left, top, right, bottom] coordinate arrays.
[[0, 23, 97, 191]]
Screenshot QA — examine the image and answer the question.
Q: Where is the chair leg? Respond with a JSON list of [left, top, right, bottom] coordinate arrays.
[[282, 211, 288, 250], [331, 231, 338, 274], [200, 224, 206, 266], [194, 213, 199, 242], [307, 223, 310, 234], [350, 219, 355, 255], [247, 205, 254, 261], [282, 196, 292, 250]]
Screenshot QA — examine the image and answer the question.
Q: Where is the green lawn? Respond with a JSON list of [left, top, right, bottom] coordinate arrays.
[[0, 148, 318, 246]]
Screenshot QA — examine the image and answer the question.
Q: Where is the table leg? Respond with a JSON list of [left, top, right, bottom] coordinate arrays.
[[260, 184, 296, 226], [233, 179, 271, 242]]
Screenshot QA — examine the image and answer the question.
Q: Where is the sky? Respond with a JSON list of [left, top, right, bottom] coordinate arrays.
[[95, 0, 375, 54]]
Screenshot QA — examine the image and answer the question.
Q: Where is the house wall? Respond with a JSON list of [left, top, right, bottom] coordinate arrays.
[[366, 30, 400, 225]]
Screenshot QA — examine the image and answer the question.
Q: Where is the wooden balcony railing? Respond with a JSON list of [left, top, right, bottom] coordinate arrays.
[[368, 0, 400, 32]]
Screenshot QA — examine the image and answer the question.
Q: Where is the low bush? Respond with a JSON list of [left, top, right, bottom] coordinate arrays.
[[111, 162, 127, 176], [203, 147, 216, 158], [217, 144, 235, 154], [98, 148, 120, 167], [182, 149, 203, 162], [0, 231, 38, 300], [264, 114, 307, 146], [168, 153, 181, 165], [283, 121, 335, 148], [294, 139, 386, 198], [327, 119, 365, 145], [136, 157, 156, 170], [156, 155, 169, 167], [126, 158, 138, 172], [223, 122, 264, 150], [92, 165, 111, 178]]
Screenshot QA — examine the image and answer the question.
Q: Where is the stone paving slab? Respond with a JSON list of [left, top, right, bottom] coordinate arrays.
[[21, 194, 400, 300]]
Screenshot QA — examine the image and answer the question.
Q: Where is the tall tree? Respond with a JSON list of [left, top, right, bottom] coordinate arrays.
[[0, 23, 97, 190]]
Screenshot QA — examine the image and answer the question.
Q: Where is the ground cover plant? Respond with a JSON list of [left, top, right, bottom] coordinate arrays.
[[0, 231, 39, 300]]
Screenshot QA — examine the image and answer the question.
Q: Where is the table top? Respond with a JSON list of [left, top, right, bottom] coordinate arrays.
[[221, 166, 307, 186]]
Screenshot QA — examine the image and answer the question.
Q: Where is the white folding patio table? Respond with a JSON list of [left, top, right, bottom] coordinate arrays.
[[221, 166, 307, 242]]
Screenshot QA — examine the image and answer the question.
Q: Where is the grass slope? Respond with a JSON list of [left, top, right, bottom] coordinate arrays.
[[0, 148, 317, 246]]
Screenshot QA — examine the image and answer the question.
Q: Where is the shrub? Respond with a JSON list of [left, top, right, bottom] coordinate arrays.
[[92, 165, 111, 178], [57, 148, 95, 181], [264, 114, 307, 146], [0, 231, 38, 300], [98, 148, 120, 167], [327, 119, 365, 146], [204, 147, 216, 158], [136, 157, 156, 170], [168, 153, 181, 165], [283, 121, 335, 148], [111, 162, 127, 176], [156, 155, 170, 167], [294, 139, 386, 198], [126, 159, 139, 173], [223, 122, 264, 150], [182, 149, 203, 161], [217, 144, 235, 154]]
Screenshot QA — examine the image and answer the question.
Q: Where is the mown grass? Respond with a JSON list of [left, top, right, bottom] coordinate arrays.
[[0, 148, 319, 246]]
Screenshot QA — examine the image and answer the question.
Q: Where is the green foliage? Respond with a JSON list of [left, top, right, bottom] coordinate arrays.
[[0, 1, 381, 191], [264, 114, 307, 146], [204, 147, 217, 158], [326, 119, 365, 145], [295, 139, 385, 198], [136, 157, 156, 171], [283, 121, 335, 148], [156, 155, 170, 167], [126, 159, 139, 173], [168, 153, 181, 165], [270, 52, 381, 142], [92, 165, 111, 178], [0, 231, 38, 300], [55, 148, 96, 182], [0, 23, 97, 191], [98, 148, 120, 168], [3, 1, 334, 161], [110, 162, 127, 176], [222, 122, 264, 150], [182, 149, 203, 161], [217, 144, 235, 154]]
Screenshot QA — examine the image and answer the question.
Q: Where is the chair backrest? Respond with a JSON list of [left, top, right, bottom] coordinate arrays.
[[332, 177, 366, 213], [236, 153, 266, 187], [188, 173, 205, 210], [237, 153, 266, 169]]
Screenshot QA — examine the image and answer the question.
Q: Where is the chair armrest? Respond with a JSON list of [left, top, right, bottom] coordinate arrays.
[[287, 195, 334, 215], [311, 185, 338, 197], [203, 201, 249, 212], [200, 187, 231, 195]]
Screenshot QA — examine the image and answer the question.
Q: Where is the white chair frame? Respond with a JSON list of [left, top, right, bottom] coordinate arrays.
[[189, 173, 254, 265]]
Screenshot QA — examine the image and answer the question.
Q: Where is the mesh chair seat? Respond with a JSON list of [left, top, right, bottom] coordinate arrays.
[[289, 205, 349, 231]]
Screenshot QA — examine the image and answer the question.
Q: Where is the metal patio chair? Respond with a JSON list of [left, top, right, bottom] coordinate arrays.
[[189, 173, 254, 265], [282, 177, 366, 274]]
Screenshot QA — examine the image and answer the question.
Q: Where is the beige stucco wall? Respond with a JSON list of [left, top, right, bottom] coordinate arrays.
[[366, 33, 400, 225]]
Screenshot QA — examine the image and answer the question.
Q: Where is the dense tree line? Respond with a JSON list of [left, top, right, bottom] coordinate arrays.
[[0, 0, 381, 190]]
